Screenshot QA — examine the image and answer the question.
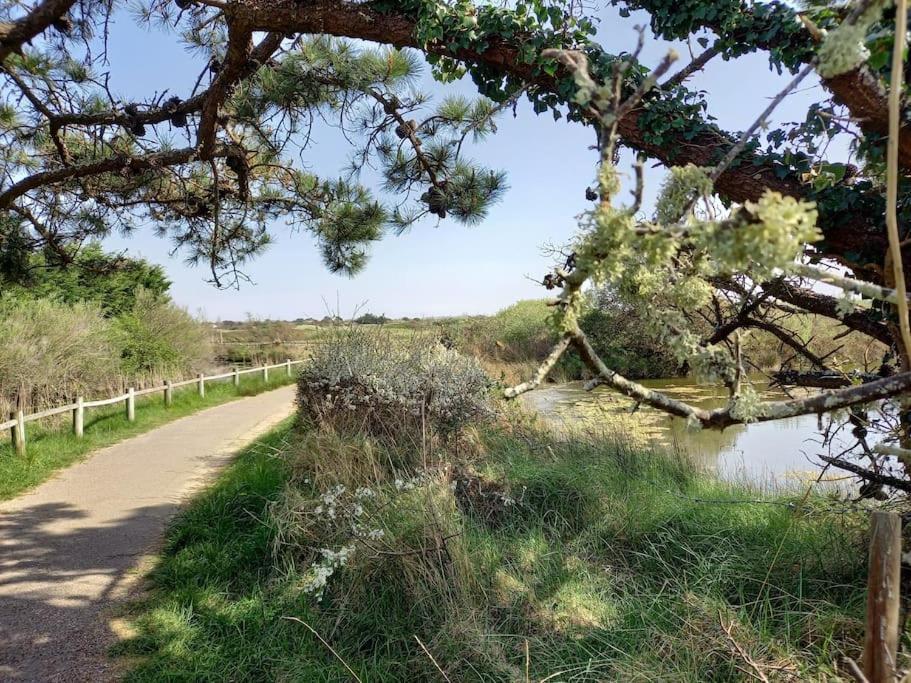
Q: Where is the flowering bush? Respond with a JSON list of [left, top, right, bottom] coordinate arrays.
[[297, 327, 492, 444], [268, 463, 469, 603]]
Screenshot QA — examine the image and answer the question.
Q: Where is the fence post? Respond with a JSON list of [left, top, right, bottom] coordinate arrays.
[[864, 510, 902, 683], [164, 380, 173, 407], [286, 358, 292, 377], [233, 367, 240, 388], [10, 409, 25, 456], [73, 396, 84, 438], [262, 364, 269, 382], [126, 387, 135, 422], [197, 373, 205, 398]]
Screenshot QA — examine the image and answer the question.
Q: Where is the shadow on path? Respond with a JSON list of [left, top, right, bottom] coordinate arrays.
[[0, 500, 176, 681]]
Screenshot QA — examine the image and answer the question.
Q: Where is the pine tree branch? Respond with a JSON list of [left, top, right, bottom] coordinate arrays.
[[227, 0, 893, 281], [0, 0, 76, 63], [0, 146, 228, 208], [197, 21, 254, 159]]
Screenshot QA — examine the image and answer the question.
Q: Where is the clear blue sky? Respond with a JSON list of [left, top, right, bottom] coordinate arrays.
[[101, 4, 836, 321]]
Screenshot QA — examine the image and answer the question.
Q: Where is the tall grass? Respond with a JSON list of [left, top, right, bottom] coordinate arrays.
[[0, 373, 295, 501], [120, 418, 874, 681], [454, 299, 577, 384], [117, 288, 212, 378], [0, 298, 121, 417], [0, 294, 214, 418], [215, 319, 314, 365]]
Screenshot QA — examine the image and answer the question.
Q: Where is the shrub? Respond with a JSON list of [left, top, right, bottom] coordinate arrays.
[[0, 297, 120, 413], [116, 289, 212, 379], [354, 312, 388, 325], [457, 296, 680, 381], [464, 299, 556, 363], [264, 431, 505, 679], [297, 327, 491, 447], [579, 309, 682, 379]]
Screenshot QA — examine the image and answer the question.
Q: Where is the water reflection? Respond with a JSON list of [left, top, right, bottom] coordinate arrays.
[[522, 378, 848, 487]]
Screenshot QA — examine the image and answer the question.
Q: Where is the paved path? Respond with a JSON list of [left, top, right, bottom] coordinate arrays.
[[0, 385, 297, 682]]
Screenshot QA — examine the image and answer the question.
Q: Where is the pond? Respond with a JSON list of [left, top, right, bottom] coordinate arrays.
[[522, 378, 859, 488]]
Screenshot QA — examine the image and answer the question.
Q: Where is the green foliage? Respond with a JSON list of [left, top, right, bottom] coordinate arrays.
[[817, 0, 890, 79], [1, 31, 509, 284], [309, 180, 387, 275], [372, 0, 598, 110], [615, 0, 836, 73], [353, 312, 388, 324], [0, 250, 209, 415], [116, 289, 212, 378], [580, 289, 684, 379], [457, 298, 682, 380], [0, 241, 170, 317], [483, 299, 558, 360], [554, 54, 824, 387], [3, 0, 905, 286]]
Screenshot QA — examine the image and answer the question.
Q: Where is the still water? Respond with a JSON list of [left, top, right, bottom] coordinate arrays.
[[522, 378, 856, 487]]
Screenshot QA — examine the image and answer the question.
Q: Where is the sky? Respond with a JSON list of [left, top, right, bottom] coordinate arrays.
[[98, 3, 840, 321]]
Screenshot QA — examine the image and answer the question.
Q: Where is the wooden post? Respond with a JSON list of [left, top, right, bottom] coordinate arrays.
[[126, 387, 135, 422], [864, 510, 902, 683], [10, 410, 25, 456], [164, 380, 173, 407], [262, 364, 269, 382], [197, 373, 205, 398], [286, 358, 292, 377], [233, 367, 240, 388], [73, 396, 84, 438]]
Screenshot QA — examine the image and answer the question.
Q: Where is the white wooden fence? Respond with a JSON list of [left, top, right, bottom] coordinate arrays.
[[2, 360, 303, 456]]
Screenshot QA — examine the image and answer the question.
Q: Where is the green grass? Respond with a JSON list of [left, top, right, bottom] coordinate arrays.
[[120, 422, 873, 682], [0, 373, 297, 501]]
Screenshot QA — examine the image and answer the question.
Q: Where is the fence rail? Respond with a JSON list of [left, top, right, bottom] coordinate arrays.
[[3, 360, 303, 455]]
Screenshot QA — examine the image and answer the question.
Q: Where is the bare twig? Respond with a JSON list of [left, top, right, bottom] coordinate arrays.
[[613, 49, 679, 122], [818, 455, 911, 493], [884, 0, 911, 362], [710, 63, 814, 183], [844, 657, 870, 683], [503, 335, 572, 398], [662, 45, 719, 90], [719, 613, 771, 683], [282, 616, 363, 682], [414, 635, 452, 683]]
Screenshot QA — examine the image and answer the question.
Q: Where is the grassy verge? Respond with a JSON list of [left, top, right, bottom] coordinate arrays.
[[0, 373, 296, 501], [120, 420, 873, 682]]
